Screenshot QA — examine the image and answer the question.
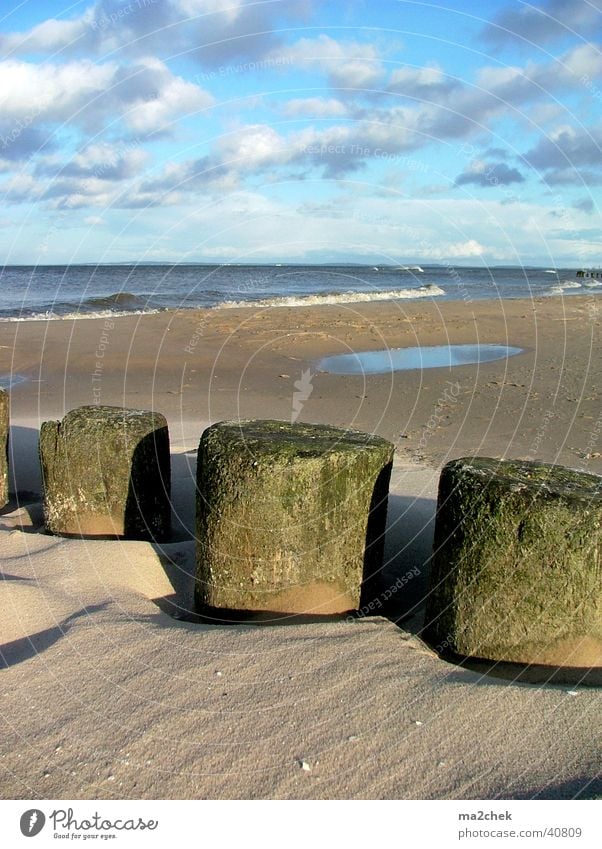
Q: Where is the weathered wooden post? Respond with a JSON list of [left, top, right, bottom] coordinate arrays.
[[40, 405, 171, 540], [0, 388, 8, 508], [195, 419, 394, 619], [424, 457, 602, 666]]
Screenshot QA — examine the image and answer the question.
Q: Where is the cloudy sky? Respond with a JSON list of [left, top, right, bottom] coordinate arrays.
[[0, 0, 600, 265]]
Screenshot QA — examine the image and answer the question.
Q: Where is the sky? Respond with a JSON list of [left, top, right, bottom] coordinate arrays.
[[0, 0, 600, 266]]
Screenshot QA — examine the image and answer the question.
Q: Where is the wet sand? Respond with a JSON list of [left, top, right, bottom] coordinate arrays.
[[2, 294, 601, 473]]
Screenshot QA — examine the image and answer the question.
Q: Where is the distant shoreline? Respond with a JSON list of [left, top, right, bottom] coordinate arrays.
[[0, 263, 600, 321]]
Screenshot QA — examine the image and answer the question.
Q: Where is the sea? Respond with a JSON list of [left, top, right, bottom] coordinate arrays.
[[0, 263, 599, 321]]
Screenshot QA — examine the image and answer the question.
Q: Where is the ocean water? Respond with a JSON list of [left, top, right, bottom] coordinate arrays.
[[0, 263, 598, 321]]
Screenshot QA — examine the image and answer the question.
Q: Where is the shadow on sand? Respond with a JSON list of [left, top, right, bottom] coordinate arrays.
[[5, 438, 601, 686], [0, 603, 109, 669], [511, 775, 602, 800]]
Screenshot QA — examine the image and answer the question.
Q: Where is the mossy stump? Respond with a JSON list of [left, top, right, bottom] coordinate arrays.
[[0, 388, 8, 508], [40, 405, 171, 540], [424, 457, 602, 667], [195, 419, 394, 619]]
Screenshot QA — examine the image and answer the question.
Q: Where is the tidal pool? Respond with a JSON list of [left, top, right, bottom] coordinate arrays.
[[0, 374, 27, 389], [317, 344, 524, 375]]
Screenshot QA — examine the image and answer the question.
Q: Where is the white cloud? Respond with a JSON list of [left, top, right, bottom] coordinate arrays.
[[0, 57, 214, 159], [476, 43, 602, 102], [158, 193, 592, 264], [279, 35, 384, 88], [391, 64, 444, 88], [455, 160, 525, 187], [388, 64, 456, 99], [482, 0, 602, 48], [1, 172, 40, 202], [383, 41, 602, 147], [528, 123, 602, 164], [0, 0, 311, 68], [0, 13, 91, 55], [218, 124, 289, 167], [0, 59, 114, 121], [78, 142, 148, 175], [283, 98, 348, 117], [1, 170, 593, 264], [445, 239, 486, 258], [561, 42, 602, 79], [38, 141, 150, 180], [124, 60, 213, 133], [526, 102, 565, 125]]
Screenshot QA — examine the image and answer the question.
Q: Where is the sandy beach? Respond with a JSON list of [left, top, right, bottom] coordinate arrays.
[[1, 295, 601, 799]]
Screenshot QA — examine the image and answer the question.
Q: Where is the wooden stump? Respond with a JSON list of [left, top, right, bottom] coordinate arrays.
[[195, 420, 394, 618], [40, 405, 171, 540], [0, 389, 8, 508], [424, 457, 602, 666]]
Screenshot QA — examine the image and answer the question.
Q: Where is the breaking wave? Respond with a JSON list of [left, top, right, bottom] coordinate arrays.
[[0, 291, 160, 321], [0, 307, 161, 322], [546, 280, 582, 296], [218, 284, 445, 309]]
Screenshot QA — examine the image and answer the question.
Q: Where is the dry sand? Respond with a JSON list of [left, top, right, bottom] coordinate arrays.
[[0, 296, 600, 799]]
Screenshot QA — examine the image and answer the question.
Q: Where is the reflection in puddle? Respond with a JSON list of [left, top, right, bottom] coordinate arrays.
[[318, 344, 524, 375]]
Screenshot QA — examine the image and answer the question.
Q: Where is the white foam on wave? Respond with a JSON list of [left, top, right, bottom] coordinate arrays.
[[395, 265, 424, 273], [582, 280, 602, 288], [0, 285, 447, 320], [0, 307, 161, 322], [218, 285, 446, 309], [545, 281, 584, 296]]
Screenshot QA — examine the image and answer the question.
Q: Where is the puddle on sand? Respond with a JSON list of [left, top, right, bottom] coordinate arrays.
[[317, 344, 524, 375], [0, 374, 28, 390]]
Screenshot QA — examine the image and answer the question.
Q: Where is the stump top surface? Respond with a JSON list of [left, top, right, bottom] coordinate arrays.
[[203, 419, 394, 460], [446, 456, 602, 500], [55, 405, 167, 430]]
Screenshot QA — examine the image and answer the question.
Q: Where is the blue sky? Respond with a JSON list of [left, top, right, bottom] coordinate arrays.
[[0, 0, 600, 265]]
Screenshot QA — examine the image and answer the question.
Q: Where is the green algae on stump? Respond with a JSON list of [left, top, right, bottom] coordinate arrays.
[[40, 405, 171, 540], [195, 419, 394, 617], [424, 457, 602, 666], [0, 389, 8, 508]]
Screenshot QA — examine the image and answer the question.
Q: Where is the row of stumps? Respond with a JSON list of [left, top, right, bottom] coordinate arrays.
[[1, 392, 601, 668]]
